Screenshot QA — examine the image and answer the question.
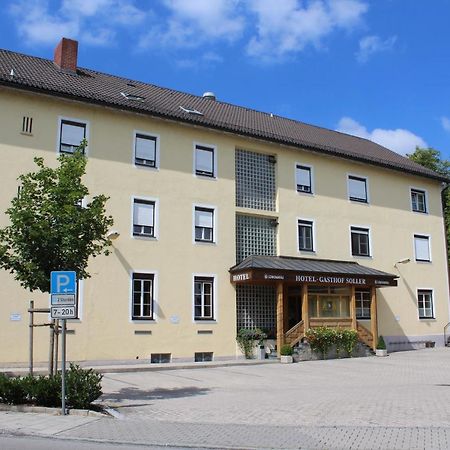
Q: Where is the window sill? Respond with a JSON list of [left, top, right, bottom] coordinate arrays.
[[419, 317, 436, 321], [296, 190, 314, 196], [415, 259, 432, 264], [411, 210, 428, 215], [194, 320, 217, 324], [194, 173, 217, 181], [131, 319, 156, 323], [134, 163, 159, 171], [349, 199, 369, 205], [194, 240, 216, 246], [132, 235, 158, 241], [352, 254, 372, 259]]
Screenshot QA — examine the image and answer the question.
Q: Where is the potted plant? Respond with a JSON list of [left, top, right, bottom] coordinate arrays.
[[376, 335, 388, 357], [280, 344, 294, 363]]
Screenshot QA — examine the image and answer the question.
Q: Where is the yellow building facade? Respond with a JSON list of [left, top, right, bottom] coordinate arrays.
[[0, 39, 448, 364]]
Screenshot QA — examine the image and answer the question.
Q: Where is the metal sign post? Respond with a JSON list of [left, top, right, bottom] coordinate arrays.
[[50, 271, 77, 416], [61, 319, 66, 415]]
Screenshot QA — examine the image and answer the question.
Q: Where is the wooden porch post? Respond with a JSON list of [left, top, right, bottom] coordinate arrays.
[[276, 282, 284, 353], [370, 287, 378, 351], [350, 286, 357, 330], [301, 284, 309, 331]]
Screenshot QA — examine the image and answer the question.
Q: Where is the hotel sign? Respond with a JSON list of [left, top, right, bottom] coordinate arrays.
[[231, 270, 397, 287], [295, 275, 366, 285]]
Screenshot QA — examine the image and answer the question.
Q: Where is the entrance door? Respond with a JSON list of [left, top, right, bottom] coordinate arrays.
[[287, 286, 302, 330]]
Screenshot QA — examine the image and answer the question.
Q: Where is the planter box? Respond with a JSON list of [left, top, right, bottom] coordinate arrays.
[[376, 349, 388, 357], [280, 355, 293, 364]]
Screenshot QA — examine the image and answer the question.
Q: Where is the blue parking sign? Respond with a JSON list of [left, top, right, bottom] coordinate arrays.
[[50, 271, 77, 295]]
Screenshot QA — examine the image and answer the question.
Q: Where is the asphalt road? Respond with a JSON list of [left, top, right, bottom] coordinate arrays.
[[0, 434, 209, 450]]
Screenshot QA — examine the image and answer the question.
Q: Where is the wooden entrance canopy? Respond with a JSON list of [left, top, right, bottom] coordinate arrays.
[[230, 255, 398, 352], [230, 255, 398, 288]]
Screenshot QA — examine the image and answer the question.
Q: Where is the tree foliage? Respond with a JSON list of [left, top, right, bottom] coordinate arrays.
[[407, 147, 450, 264], [0, 143, 113, 293]]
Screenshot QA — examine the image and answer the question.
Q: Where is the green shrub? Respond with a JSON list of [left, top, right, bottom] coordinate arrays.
[[341, 329, 358, 357], [236, 328, 267, 359], [0, 365, 102, 409], [32, 374, 61, 407], [377, 335, 386, 350], [280, 344, 293, 356], [0, 374, 29, 405], [306, 327, 336, 359], [65, 364, 103, 409]]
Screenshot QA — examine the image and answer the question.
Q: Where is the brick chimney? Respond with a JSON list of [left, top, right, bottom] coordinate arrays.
[[54, 38, 78, 72]]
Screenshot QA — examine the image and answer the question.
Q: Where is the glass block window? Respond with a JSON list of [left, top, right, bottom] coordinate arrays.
[[236, 149, 276, 211], [236, 285, 276, 337], [236, 214, 277, 263]]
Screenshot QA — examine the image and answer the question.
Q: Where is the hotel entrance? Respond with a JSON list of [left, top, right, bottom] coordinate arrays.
[[287, 286, 302, 330], [231, 255, 398, 351]]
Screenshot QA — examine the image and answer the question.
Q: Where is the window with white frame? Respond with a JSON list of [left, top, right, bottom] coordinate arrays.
[[132, 272, 154, 320], [298, 220, 314, 251], [296, 165, 312, 193], [59, 119, 86, 154], [133, 199, 155, 237], [134, 133, 157, 168], [351, 227, 370, 256], [355, 289, 371, 319], [411, 189, 427, 213], [195, 207, 214, 242], [194, 277, 214, 320], [348, 175, 368, 203], [414, 235, 431, 262], [195, 144, 215, 177], [417, 289, 434, 319]]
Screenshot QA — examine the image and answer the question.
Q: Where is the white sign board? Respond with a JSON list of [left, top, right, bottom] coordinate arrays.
[[51, 306, 77, 319], [51, 294, 76, 305]]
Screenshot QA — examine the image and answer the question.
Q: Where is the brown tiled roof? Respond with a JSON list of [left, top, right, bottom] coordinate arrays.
[[0, 48, 446, 182]]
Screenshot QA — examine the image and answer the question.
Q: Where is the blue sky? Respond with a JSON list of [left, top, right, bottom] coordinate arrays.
[[1, 0, 450, 160]]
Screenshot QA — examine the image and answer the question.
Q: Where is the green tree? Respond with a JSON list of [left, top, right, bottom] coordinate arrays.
[[0, 143, 113, 293], [407, 147, 450, 263]]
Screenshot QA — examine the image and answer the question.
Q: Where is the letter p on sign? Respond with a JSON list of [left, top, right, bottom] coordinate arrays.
[[51, 271, 77, 295]]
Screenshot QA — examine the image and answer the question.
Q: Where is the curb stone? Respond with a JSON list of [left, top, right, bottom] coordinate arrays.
[[0, 403, 109, 418]]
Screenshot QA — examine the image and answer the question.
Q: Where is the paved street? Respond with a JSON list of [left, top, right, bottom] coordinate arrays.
[[1, 348, 450, 449]]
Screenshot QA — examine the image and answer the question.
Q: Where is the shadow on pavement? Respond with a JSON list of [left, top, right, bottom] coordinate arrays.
[[102, 386, 210, 405]]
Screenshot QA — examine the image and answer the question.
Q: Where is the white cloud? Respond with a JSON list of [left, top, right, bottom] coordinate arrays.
[[246, 0, 368, 61], [175, 51, 224, 69], [441, 116, 450, 132], [336, 117, 427, 155], [9, 0, 147, 46], [139, 0, 244, 50], [356, 34, 397, 63]]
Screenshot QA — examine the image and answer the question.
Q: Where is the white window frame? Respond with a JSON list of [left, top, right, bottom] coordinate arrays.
[[131, 195, 159, 240], [192, 273, 217, 323], [193, 142, 217, 179], [410, 186, 428, 214], [413, 233, 432, 263], [347, 173, 369, 203], [193, 204, 217, 244], [295, 163, 314, 195], [129, 270, 158, 322], [56, 116, 89, 155], [297, 217, 316, 253], [133, 130, 160, 170], [417, 288, 435, 320], [350, 225, 372, 258]]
